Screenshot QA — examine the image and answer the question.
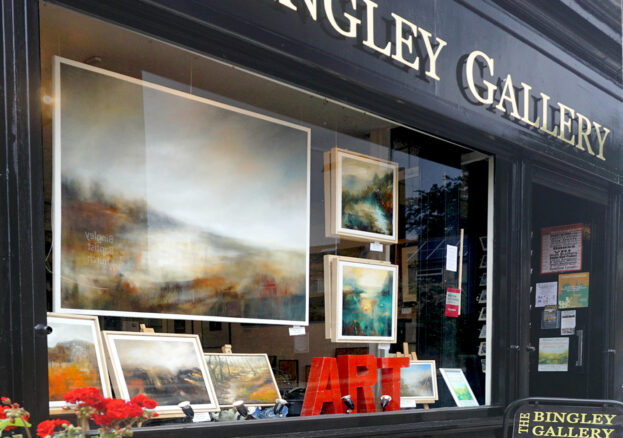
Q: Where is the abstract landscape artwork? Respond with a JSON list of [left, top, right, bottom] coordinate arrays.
[[47, 314, 111, 414], [204, 353, 280, 407], [400, 360, 438, 402], [439, 368, 478, 407], [326, 148, 397, 243], [334, 259, 397, 343], [53, 57, 310, 325], [103, 332, 219, 415]]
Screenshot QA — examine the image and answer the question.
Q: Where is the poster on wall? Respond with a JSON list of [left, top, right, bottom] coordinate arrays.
[[535, 282, 557, 307], [324, 148, 398, 243], [47, 313, 111, 414], [540, 224, 583, 274], [52, 57, 310, 325], [538, 337, 569, 372], [558, 272, 589, 309]]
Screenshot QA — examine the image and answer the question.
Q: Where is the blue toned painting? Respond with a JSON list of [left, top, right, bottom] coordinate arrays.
[[341, 264, 394, 337], [340, 155, 394, 236]]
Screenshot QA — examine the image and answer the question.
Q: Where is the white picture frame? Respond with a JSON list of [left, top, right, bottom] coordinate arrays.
[[52, 56, 310, 326], [400, 360, 438, 404], [326, 256, 398, 343], [102, 332, 219, 417], [203, 353, 280, 408], [325, 147, 398, 244], [439, 368, 479, 407], [47, 313, 112, 415]]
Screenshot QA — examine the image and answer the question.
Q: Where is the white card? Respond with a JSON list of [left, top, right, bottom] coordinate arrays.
[[446, 245, 458, 272]]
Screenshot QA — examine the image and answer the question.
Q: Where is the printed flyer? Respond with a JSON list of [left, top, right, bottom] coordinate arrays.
[[538, 337, 569, 372], [558, 272, 589, 309], [540, 224, 583, 274]]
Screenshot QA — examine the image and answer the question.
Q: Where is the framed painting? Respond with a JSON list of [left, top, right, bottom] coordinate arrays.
[[278, 360, 299, 386], [204, 353, 280, 407], [401, 246, 418, 303], [400, 360, 438, 404], [52, 56, 310, 326], [102, 332, 219, 416], [439, 368, 478, 407], [325, 148, 398, 243], [47, 313, 111, 415], [332, 257, 398, 343]]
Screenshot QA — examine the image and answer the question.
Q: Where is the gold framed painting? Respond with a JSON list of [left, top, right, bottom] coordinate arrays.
[[47, 313, 112, 415], [203, 353, 280, 408], [324, 147, 398, 243], [102, 332, 219, 417]]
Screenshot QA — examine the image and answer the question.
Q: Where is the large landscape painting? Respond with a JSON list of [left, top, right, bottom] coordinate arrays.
[[47, 314, 109, 411], [104, 333, 218, 412], [337, 261, 397, 342], [53, 57, 310, 324], [204, 354, 279, 407]]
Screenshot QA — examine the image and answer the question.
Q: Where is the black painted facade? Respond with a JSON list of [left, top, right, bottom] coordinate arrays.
[[1, 1, 622, 436]]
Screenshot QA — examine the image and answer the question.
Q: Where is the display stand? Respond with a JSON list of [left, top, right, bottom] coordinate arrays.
[[139, 324, 154, 333], [397, 342, 434, 410]]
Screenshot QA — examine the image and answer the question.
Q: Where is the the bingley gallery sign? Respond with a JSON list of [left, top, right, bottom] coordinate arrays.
[[273, 0, 612, 163], [513, 405, 623, 438]]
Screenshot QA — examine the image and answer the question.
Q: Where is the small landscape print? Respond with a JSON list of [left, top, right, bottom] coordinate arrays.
[[400, 361, 437, 401], [440, 368, 478, 407], [558, 272, 589, 309], [110, 335, 214, 407], [48, 316, 106, 404], [340, 262, 396, 339], [538, 337, 569, 372], [339, 152, 396, 238], [55, 58, 309, 324], [204, 354, 279, 407]]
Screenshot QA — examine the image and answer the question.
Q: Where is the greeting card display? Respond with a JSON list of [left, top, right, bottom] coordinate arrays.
[[324, 255, 398, 343], [324, 148, 398, 243]]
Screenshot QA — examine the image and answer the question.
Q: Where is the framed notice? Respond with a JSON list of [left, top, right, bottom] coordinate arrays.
[[540, 224, 583, 274]]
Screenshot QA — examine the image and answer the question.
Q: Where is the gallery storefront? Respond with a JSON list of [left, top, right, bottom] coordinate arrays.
[[1, 0, 622, 437]]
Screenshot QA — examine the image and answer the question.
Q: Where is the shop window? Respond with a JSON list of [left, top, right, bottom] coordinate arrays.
[[39, 1, 493, 428]]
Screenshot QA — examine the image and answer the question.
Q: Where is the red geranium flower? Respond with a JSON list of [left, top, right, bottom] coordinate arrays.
[[64, 387, 104, 408], [130, 394, 157, 410], [0, 397, 10, 405], [36, 419, 71, 438]]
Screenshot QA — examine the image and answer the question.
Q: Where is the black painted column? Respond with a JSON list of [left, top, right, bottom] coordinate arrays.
[[0, 0, 48, 423]]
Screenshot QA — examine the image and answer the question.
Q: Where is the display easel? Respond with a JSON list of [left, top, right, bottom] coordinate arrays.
[[396, 342, 435, 409], [139, 324, 154, 333]]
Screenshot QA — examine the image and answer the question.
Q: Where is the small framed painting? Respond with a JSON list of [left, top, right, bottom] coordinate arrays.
[[103, 332, 219, 416], [332, 257, 398, 343], [478, 341, 486, 356], [478, 290, 487, 304], [439, 368, 478, 407], [478, 307, 487, 321], [479, 324, 486, 339], [325, 148, 398, 243], [204, 353, 280, 407], [401, 246, 419, 303], [47, 313, 111, 415], [400, 360, 438, 404]]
